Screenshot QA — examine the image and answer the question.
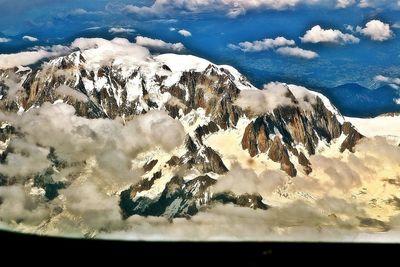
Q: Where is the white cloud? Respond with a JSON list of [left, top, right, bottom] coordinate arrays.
[[0, 185, 50, 225], [86, 26, 101, 31], [169, 27, 176, 31], [345, 24, 355, 32], [0, 37, 11, 43], [234, 82, 317, 115], [374, 75, 400, 86], [214, 163, 287, 196], [124, 0, 321, 18], [60, 181, 123, 229], [69, 8, 89, 15], [123, 0, 400, 19], [336, 0, 356, 8], [0, 139, 51, 178], [0, 45, 70, 69], [228, 36, 295, 52], [67, 8, 104, 16], [301, 25, 360, 44], [70, 37, 151, 66], [135, 36, 185, 52], [178, 29, 192, 37], [109, 27, 136, 34], [0, 102, 185, 182], [356, 20, 394, 41], [23, 35, 39, 42], [0, 36, 185, 69], [358, 0, 400, 9], [0, 100, 185, 230], [393, 23, 400, 29], [55, 85, 88, 103], [276, 46, 319, 59]]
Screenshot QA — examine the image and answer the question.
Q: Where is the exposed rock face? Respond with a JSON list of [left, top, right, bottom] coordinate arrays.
[[195, 121, 219, 144], [165, 65, 244, 129], [143, 160, 158, 173], [166, 156, 181, 167], [340, 122, 364, 152], [242, 121, 259, 157], [268, 136, 297, 177], [0, 124, 15, 143], [242, 97, 342, 157], [120, 175, 217, 219], [181, 136, 229, 175], [212, 192, 269, 210], [298, 152, 312, 175], [120, 175, 269, 219], [241, 94, 360, 176]]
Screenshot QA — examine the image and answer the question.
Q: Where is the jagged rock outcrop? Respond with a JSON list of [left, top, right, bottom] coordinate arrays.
[[298, 152, 312, 175], [120, 175, 217, 219], [143, 159, 158, 173], [212, 192, 269, 210], [120, 175, 269, 219], [181, 136, 228, 175], [241, 92, 361, 176], [340, 122, 364, 152]]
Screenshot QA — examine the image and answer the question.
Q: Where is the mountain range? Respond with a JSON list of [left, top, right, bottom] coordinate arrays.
[[0, 38, 399, 240], [316, 83, 400, 118]]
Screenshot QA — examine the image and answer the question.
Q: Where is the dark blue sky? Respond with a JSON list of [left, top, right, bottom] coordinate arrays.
[[0, 0, 399, 89]]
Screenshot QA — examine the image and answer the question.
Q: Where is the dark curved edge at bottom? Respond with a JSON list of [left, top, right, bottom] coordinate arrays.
[[0, 229, 397, 263]]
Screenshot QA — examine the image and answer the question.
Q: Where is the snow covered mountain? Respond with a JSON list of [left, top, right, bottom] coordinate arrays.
[[0, 38, 399, 240]]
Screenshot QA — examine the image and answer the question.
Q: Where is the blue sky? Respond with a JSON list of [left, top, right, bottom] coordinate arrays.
[[0, 0, 400, 89]]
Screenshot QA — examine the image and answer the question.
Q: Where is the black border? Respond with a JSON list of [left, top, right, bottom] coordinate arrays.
[[1, 229, 398, 263]]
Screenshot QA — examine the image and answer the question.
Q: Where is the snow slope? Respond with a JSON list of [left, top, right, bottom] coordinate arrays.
[[346, 115, 400, 141]]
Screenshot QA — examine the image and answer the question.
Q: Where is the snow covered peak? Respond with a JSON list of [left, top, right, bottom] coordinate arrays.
[[155, 54, 212, 72], [45, 38, 256, 91], [155, 53, 256, 91]]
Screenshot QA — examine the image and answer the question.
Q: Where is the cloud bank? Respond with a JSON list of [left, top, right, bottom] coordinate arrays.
[[0, 36, 187, 69], [234, 82, 316, 115], [0, 45, 71, 69], [124, 0, 314, 18], [123, 0, 400, 18], [301, 25, 360, 44], [276, 46, 319, 59], [357, 20, 394, 41], [0, 38, 11, 43], [229, 36, 317, 59], [336, 0, 356, 8], [228, 36, 295, 52], [135, 36, 185, 52], [108, 27, 136, 34]]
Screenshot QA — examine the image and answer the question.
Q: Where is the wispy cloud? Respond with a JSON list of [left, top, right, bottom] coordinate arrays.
[[178, 29, 192, 37], [228, 37, 295, 52], [0, 45, 70, 69], [109, 27, 136, 34], [0, 37, 11, 43], [23, 35, 38, 42], [276, 46, 319, 59], [135, 36, 185, 52]]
